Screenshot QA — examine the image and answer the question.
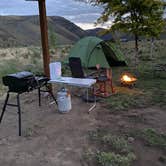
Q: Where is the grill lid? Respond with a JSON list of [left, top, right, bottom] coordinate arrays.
[[2, 71, 36, 93], [6, 71, 33, 79]]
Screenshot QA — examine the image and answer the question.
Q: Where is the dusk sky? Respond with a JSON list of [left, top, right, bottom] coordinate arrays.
[[0, 0, 103, 29]]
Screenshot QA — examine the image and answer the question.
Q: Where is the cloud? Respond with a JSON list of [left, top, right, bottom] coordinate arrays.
[[0, 0, 102, 29], [76, 20, 114, 30]]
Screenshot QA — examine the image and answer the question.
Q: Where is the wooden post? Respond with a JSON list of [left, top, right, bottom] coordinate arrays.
[[38, 0, 50, 77]]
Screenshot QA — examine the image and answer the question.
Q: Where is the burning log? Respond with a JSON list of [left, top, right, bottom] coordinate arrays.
[[120, 73, 137, 87]]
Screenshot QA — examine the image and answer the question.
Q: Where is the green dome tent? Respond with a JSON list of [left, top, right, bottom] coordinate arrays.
[[65, 36, 127, 68]]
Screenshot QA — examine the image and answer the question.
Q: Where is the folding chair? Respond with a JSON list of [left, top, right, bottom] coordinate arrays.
[[69, 57, 85, 78], [95, 64, 115, 97], [68, 57, 98, 102]]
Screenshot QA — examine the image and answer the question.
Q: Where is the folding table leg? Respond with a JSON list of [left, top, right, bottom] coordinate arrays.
[[0, 92, 10, 123], [86, 89, 89, 103], [17, 94, 22, 136], [88, 86, 96, 113]]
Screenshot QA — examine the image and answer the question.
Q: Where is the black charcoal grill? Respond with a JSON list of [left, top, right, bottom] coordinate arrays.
[[0, 71, 57, 136], [3, 71, 38, 93]]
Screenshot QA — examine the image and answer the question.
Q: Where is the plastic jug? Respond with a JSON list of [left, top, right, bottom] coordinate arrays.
[[49, 62, 61, 80]]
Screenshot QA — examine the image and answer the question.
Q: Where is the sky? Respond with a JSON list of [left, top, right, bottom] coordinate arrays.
[[0, 0, 104, 30]]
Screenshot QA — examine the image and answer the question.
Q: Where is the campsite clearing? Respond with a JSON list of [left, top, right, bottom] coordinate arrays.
[[0, 39, 166, 166], [0, 93, 165, 166]]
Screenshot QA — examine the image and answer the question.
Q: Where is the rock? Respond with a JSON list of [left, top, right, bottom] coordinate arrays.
[[117, 121, 126, 127], [158, 156, 166, 163], [128, 137, 135, 143]]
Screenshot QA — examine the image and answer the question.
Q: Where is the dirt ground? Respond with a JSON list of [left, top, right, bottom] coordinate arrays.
[[0, 90, 166, 166], [95, 106, 166, 166]]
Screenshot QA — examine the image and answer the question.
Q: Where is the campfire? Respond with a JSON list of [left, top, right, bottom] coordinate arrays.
[[120, 73, 137, 87]]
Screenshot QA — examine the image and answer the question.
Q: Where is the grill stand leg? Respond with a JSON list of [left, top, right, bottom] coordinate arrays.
[[0, 92, 9, 123], [38, 88, 41, 106], [49, 91, 58, 105], [46, 85, 58, 105], [38, 85, 57, 106], [17, 94, 22, 136], [0, 92, 22, 136]]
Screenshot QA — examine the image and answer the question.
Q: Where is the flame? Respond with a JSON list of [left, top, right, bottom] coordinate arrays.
[[122, 75, 132, 82], [121, 74, 137, 82]]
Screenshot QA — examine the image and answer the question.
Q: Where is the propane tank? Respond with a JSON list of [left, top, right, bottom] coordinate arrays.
[[57, 88, 72, 113]]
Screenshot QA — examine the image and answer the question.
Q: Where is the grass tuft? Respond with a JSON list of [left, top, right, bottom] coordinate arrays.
[[102, 134, 131, 153], [142, 128, 166, 148], [97, 151, 136, 166]]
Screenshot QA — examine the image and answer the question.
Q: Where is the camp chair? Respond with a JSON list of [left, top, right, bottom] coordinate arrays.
[[95, 64, 114, 97], [69, 57, 98, 102], [69, 57, 98, 78], [69, 57, 85, 78]]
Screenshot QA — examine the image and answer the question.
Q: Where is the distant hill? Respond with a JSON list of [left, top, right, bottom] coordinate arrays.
[[0, 16, 165, 48], [86, 25, 166, 42], [0, 16, 86, 47], [86, 28, 113, 41], [86, 28, 137, 41]]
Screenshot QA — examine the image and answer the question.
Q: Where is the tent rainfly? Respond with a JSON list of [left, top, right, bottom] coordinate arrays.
[[66, 36, 127, 68]]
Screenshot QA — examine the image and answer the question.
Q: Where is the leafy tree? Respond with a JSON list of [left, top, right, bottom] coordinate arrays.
[[77, 0, 166, 64]]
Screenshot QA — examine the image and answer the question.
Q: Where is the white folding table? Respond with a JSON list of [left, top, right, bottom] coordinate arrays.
[[48, 77, 97, 112]]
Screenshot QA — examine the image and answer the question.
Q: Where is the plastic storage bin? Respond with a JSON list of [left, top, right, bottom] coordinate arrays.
[[49, 62, 61, 80]]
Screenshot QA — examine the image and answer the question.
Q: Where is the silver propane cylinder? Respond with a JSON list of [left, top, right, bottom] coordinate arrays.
[[57, 88, 72, 113]]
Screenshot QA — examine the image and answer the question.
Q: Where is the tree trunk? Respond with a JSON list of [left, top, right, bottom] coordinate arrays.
[[134, 34, 139, 67]]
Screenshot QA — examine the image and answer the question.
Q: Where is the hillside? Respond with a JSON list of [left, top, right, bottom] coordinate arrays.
[[0, 16, 165, 48], [86, 22, 166, 41], [86, 28, 113, 41], [0, 16, 86, 47]]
